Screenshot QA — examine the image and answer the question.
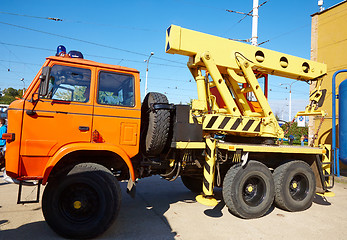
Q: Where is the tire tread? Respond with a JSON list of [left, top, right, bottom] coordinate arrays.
[[141, 92, 171, 156], [273, 160, 315, 212]]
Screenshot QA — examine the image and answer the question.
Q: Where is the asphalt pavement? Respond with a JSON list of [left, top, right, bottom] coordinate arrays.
[[1, 169, 347, 240]]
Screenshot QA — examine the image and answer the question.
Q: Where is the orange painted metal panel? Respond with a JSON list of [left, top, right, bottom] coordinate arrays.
[[120, 123, 138, 146], [92, 67, 141, 158], [4, 99, 25, 178], [42, 142, 136, 184], [20, 156, 49, 177]]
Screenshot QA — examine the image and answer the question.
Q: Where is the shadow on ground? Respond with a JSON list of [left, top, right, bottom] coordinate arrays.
[[0, 175, 198, 240]]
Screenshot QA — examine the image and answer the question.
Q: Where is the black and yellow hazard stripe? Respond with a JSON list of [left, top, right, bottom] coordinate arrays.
[[232, 149, 243, 163], [322, 145, 333, 188], [202, 138, 216, 197], [203, 114, 261, 134]]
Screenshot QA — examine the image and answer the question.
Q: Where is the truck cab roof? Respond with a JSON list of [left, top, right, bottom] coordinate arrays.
[[46, 56, 140, 74]]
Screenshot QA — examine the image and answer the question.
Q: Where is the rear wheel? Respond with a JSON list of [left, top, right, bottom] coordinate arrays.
[[273, 161, 316, 212], [181, 175, 203, 193], [42, 163, 121, 239], [222, 161, 274, 219]]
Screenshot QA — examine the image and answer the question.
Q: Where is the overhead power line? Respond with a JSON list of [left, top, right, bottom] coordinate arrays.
[[0, 11, 158, 32], [0, 21, 185, 65], [226, 1, 268, 24], [0, 42, 185, 69], [225, 10, 252, 16], [0, 59, 41, 66], [0, 11, 62, 21]]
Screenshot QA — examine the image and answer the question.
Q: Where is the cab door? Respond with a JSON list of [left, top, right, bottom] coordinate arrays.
[[92, 68, 141, 158], [20, 63, 95, 176]]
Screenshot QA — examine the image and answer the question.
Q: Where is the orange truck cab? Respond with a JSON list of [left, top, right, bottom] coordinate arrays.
[[5, 52, 141, 185]]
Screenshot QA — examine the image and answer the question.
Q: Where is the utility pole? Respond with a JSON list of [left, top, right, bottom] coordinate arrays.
[[226, 0, 267, 46], [20, 78, 25, 96], [280, 81, 297, 121], [144, 52, 154, 97], [251, 0, 259, 46]]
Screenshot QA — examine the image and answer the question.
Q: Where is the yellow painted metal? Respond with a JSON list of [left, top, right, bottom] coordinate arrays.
[[237, 56, 284, 138], [191, 99, 207, 111], [232, 150, 242, 163], [196, 138, 218, 206], [165, 25, 327, 81], [171, 141, 206, 149], [217, 142, 327, 155], [196, 194, 218, 206], [202, 138, 216, 196], [166, 25, 330, 139], [201, 52, 241, 115], [316, 191, 335, 197], [224, 74, 254, 116], [227, 68, 247, 83], [194, 69, 208, 111], [173, 140, 328, 155], [165, 25, 328, 138], [321, 144, 333, 188], [169, 159, 175, 167], [203, 114, 262, 136], [296, 87, 326, 117], [74, 201, 82, 209], [295, 110, 325, 117]]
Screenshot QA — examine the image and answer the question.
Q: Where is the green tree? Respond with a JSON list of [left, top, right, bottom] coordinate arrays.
[[282, 122, 308, 143], [0, 88, 23, 104]]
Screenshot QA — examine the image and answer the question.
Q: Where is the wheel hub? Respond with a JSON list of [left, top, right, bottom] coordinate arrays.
[[289, 174, 309, 201], [60, 183, 100, 223], [242, 176, 266, 207], [291, 181, 298, 190], [246, 184, 254, 193], [73, 200, 82, 209]]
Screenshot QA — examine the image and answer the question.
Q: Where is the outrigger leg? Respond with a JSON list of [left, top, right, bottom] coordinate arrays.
[[196, 138, 218, 206]]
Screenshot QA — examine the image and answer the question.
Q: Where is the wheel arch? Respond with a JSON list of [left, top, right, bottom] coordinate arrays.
[[42, 143, 135, 184]]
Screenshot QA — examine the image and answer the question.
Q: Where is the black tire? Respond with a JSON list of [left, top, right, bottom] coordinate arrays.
[[181, 175, 203, 193], [222, 161, 275, 219], [42, 163, 121, 239], [273, 160, 316, 212], [141, 92, 171, 157]]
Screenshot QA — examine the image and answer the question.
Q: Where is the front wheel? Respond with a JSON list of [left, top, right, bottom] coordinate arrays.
[[222, 161, 275, 219], [42, 163, 121, 239]]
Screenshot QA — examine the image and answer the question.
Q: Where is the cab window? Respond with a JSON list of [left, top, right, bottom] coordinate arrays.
[[97, 71, 134, 107], [45, 65, 91, 102]]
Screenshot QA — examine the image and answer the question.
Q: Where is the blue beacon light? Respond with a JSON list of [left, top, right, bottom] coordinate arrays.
[[56, 45, 66, 56]]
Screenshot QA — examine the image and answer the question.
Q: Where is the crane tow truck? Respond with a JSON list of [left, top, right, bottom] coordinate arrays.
[[3, 25, 333, 239]]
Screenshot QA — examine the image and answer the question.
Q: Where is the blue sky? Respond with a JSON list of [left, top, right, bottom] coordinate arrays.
[[0, 0, 342, 121]]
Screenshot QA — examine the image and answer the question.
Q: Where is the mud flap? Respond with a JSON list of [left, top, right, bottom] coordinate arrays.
[[126, 177, 136, 198]]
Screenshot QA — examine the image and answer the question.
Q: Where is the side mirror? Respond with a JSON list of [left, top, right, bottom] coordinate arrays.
[[31, 92, 39, 103], [38, 66, 51, 97]]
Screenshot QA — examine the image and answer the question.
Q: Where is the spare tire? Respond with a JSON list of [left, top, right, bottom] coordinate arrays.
[[141, 92, 171, 157]]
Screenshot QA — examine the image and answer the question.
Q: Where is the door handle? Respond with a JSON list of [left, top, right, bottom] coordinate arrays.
[[79, 126, 90, 131]]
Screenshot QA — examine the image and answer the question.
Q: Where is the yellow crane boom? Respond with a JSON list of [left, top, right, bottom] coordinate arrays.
[[165, 25, 327, 139]]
